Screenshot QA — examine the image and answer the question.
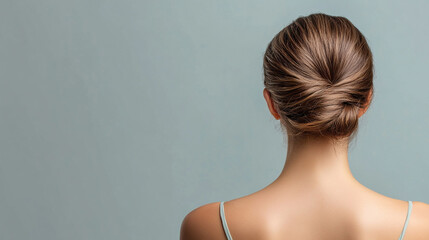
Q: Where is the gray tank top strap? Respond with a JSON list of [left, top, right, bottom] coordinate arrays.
[[398, 200, 413, 240], [219, 201, 233, 240]]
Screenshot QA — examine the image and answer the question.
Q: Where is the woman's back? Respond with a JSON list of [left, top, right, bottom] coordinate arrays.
[[219, 192, 426, 239], [182, 183, 429, 240]]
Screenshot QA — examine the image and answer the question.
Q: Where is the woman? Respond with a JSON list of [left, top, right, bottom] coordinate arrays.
[[180, 13, 429, 240]]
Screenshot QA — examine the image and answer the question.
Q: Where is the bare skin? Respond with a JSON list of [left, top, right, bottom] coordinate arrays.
[[180, 88, 429, 240]]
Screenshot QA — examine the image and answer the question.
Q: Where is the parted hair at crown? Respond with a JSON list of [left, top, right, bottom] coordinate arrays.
[[263, 13, 374, 140]]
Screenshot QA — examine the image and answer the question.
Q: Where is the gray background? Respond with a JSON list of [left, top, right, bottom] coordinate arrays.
[[1, 0, 428, 239]]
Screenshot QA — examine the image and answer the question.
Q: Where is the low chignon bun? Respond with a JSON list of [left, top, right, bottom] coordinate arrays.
[[263, 13, 374, 140]]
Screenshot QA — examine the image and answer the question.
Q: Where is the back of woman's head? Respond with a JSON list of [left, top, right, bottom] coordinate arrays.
[[263, 13, 374, 141]]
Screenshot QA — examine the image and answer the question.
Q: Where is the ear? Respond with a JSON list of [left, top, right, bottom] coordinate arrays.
[[263, 88, 281, 120], [358, 88, 373, 118]]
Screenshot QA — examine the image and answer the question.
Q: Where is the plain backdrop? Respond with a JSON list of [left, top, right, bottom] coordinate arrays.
[[1, 0, 428, 239]]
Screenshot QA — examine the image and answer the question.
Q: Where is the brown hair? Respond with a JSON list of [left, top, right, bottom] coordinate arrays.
[[263, 13, 374, 141]]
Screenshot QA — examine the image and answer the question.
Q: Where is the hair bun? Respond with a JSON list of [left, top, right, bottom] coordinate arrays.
[[263, 13, 373, 139]]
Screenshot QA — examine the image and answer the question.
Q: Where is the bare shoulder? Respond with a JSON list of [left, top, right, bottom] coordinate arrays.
[[407, 200, 429, 238], [180, 202, 225, 240]]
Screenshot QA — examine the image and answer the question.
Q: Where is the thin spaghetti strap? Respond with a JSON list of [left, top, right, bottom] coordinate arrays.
[[398, 200, 413, 240], [219, 201, 233, 240]]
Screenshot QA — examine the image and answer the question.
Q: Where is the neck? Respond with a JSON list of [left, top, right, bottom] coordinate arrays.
[[273, 135, 360, 189]]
